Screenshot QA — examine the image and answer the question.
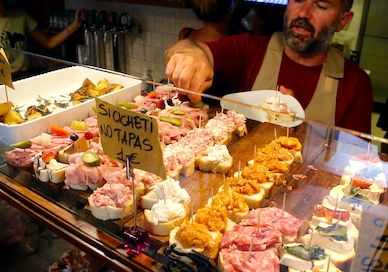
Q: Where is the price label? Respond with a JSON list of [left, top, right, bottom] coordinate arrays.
[[96, 98, 166, 179], [351, 204, 388, 272], [0, 48, 14, 89]]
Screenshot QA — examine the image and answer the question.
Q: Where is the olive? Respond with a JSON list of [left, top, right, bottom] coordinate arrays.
[[166, 98, 174, 106], [70, 133, 79, 141], [140, 108, 147, 114]]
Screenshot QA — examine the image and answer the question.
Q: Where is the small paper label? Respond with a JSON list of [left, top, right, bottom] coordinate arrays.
[[96, 98, 166, 179], [0, 48, 14, 89]]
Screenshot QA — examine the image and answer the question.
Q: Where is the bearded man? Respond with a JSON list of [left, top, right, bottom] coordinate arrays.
[[165, 0, 372, 134]]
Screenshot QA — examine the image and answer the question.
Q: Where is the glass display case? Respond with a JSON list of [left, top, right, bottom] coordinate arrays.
[[0, 50, 387, 272]]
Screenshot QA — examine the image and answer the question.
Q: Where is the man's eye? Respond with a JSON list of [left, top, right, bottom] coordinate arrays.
[[316, 3, 329, 9]]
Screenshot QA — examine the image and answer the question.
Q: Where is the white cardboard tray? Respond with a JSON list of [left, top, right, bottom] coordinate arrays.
[[0, 66, 141, 145]]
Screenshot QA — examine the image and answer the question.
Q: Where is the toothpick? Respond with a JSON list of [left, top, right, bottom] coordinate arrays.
[[221, 106, 224, 114], [190, 204, 194, 223], [326, 255, 331, 272], [223, 173, 227, 188], [335, 210, 343, 229], [4, 85, 10, 105], [126, 162, 137, 226], [162, 183, 167, 207], [367, 142, 371, 161], [281, 193, 287, 218], [253, 145, 257, 165], [211, 187, 214, 199], [287, 127, 289, 138], [274, 128, 278, 139], [334, 193, 339, 211], [198, 114, 202, 129], [248, 228, 255, 257], [308, 229, 314, 247]]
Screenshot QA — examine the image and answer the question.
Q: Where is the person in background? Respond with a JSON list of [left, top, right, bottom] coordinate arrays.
[[165, 0, 372, 134], [377, 97, 388, 154], [0, 0, 82, 77], [178, 0, 233, 42]]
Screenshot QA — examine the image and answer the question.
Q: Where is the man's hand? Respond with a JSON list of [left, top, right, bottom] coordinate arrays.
[[165, 40, 214, 103]]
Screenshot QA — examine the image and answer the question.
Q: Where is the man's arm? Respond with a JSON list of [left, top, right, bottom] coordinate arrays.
[[165, 39, 214, 103]]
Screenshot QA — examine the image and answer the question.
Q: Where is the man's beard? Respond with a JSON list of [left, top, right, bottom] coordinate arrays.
[[283, 14, 338, 56]]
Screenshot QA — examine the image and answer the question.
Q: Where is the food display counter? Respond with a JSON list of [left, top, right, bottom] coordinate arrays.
[[0, 51, 387, 272]]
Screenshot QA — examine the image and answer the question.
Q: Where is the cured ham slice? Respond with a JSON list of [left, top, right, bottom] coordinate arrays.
[[240, 207, 302, 243], [221, 225, 282, 251], [219, 247, 279, 272]]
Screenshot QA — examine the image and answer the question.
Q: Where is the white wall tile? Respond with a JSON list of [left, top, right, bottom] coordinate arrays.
[[64, 0, 202, 77], [150, 32, 164, 48]]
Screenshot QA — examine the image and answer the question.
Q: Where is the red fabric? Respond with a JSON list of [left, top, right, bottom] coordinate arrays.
[[206, 33, 372, 134]]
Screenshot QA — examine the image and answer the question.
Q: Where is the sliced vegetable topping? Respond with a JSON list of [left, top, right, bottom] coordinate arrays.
[[70, 120, 88, 131], [11, 140, 32, 149], [51, 125, 71, 136], [316, 224, 348, 241], [159, 116, 182, 127], [82, 151, 100, 166], [190, 101, 205, 108], [285, 244, 326, 261], [118, 102, 138, 110], [84, 131, 94, 140], [42, 152, 56, 164], [172, 109, 186, 115], [351, 176, 372, 189]]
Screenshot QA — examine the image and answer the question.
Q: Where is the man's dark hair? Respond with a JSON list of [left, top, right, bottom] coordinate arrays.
[[191, 0, 232, 23], [341, 0, 354, 12]]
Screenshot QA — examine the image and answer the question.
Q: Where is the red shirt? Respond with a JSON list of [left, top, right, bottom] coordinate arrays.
[[207, 33, 372, 134]]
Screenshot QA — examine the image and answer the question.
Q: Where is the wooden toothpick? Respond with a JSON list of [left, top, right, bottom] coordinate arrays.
[[281, 193, 287, 218]]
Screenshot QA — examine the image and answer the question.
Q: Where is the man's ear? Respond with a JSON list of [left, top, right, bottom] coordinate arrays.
[[336, 11, 354, 32]]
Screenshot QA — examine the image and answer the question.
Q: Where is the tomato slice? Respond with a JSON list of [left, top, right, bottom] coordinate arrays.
[[51, 125, 71, 136], [148, 91, 159, 98], [351, 176, 372, 189], [42, 151, 56, 163]]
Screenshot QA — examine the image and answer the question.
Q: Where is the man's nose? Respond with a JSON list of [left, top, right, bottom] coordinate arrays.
[[297, 2, 313, 19]]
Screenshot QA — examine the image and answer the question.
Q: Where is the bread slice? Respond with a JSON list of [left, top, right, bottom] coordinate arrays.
[[218, 184, 265, 209], [144, 208, 186, 236], [181, 158, 196, 177], [69, 183, 89, 191], [88, 195, 134, 221], [207, 195, 249, 224], [300, 233, 355, 267], [169, 224, 222, 259], [197, 144, 233, 174], [234, 124, 248, 137], [233, 171, 274, 198]]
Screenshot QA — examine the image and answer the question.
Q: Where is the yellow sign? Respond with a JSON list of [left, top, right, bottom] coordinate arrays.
[[351, 205, 388, 272], [0, 48, 14, 89], [96, 98, 166, 179]]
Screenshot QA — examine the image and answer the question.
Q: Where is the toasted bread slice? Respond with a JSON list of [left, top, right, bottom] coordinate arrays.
[[88, 195, 134, 221], [144, 209, 186, 236]]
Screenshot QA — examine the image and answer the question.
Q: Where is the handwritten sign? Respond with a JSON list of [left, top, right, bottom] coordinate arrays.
[[351, 204, 388, 272], [96, 98, 166, 179], [0, 48, 14, 89]]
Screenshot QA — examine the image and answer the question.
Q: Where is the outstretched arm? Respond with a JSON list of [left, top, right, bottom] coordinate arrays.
[[165, 39, 214, 103]]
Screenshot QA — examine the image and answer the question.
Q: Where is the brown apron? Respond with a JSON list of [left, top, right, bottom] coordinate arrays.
[[252, 32, 344, 126]]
